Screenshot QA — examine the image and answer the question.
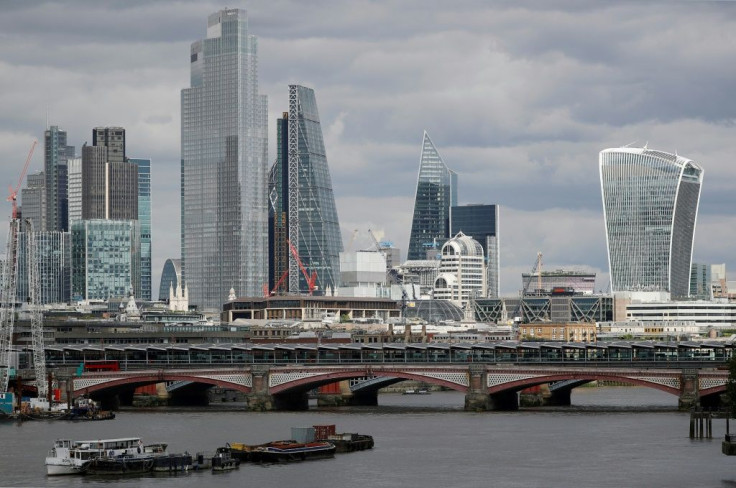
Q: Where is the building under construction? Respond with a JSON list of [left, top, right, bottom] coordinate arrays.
[[521, 270, 597, 296]]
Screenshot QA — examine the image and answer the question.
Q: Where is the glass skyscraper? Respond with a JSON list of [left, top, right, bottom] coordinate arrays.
[[599, 147, 703, 298], [71, 219, 140, 301], [181, 8, 268, 310], [130, 158, 151, 301], [408, 131, 457, 260], [17, 231, 71, 304], [269, 85, 343, 294], [44, 125, 74, 232]]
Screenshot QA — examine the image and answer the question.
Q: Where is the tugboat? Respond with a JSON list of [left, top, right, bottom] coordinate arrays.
[[211, 446, 240, 472]]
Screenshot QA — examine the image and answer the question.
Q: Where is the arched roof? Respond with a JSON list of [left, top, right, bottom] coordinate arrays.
[[442, 232, 484, 257]]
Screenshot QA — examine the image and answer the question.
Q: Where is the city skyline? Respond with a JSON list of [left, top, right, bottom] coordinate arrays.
[[0, 1, 735, 297]]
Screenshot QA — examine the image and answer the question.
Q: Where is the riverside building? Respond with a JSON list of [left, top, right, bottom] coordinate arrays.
[[181, 8, 269, 310]]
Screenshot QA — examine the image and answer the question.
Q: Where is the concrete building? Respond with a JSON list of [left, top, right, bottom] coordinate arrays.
[[181, 8, 269, 310], [433, 232, 486, 308], [451, 204, 500, 298], [597, 320, 700, 341], [600, 147, 703, 298], [518, 322, 597, 342], [398, 260, 441, 298], [625, 300, 736, 331], [269, 86, 343, 294], [408, 131, 457, 260], [66, 157, 82, 225]]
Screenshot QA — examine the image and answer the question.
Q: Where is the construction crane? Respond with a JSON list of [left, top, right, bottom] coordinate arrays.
[[0, 141, 38, 394], [263, 270, 289, 297], [512, 252, 543, 323], [26, 218, 47, 400], [346, 229, 359, 252], [287, 238, 317, 295]]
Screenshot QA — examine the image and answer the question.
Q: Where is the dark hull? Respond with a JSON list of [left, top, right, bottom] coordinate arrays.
[[152, 453, 193, 473], [331, 435, 374, 453], [248, 442, 336, 463], [84, 455, 155, 475]]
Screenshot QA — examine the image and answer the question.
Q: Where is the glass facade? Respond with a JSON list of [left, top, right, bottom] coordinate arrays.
[[66, 157, 82, 225], [20, 172, 45, 232], [17, 231, 71, 304], [71, 220, 140, 301], [600, 147, 703, 298], [450, 204, 500, 297], [158, 258, 182, 301], [44, 125, 74, 232], [130, 158, 152, 300], [274, 85, 343, 293], [181, 8, 269, 310], [408, 132, 457, 260]]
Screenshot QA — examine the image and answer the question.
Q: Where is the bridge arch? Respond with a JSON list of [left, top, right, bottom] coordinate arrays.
[[487, 372, 681, 396], [269, 369, 469, 395], [73, 372, 252, 398]]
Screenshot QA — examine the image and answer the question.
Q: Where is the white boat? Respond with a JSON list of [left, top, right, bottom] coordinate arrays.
[[45, 437, 147, 476]]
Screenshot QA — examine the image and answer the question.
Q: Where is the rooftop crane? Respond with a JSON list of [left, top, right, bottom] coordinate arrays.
[[512, 252, 543, 323], [287, 238, 317, 295], [0, 141, 39, 395]]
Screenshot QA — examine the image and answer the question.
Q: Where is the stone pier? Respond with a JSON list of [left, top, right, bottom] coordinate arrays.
[[678, 370, 700, 411]]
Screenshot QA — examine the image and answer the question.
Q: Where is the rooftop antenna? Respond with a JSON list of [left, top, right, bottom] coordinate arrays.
[[643, 141, 649, 149], [623, 141, 637, 148]]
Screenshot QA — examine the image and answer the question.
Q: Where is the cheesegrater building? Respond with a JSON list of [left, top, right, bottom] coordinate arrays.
[[599, 147, 703, 298], [181, 8, 269, 310]]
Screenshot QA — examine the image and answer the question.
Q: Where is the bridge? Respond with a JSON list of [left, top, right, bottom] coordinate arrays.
[[69, 363, 728, 411]]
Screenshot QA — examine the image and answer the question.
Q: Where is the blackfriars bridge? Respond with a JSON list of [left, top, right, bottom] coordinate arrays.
[[71, 363, 728, 411]]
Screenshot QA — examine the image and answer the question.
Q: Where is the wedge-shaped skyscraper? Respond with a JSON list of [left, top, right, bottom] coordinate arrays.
[[408, 132, 457, 260], [181, 9, 269, 310], [599, 147, 703, 298], [269, 85, 343, 294]]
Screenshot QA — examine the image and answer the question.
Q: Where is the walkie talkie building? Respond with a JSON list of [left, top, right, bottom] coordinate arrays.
[[599, 147, 703, 298]]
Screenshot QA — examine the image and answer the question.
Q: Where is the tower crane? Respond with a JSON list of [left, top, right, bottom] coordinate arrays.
[[0, 141, 39, 395], [287, 238, 317, 295], [512, 252, 543, 323]]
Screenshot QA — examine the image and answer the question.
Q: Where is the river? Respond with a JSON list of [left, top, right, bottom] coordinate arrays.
[[3, 387, 735, 487]]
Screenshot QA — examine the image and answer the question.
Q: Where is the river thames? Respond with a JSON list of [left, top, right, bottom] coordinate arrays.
[[2, 387, 735, 487]]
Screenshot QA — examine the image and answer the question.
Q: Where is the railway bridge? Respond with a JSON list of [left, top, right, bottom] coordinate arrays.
[[71, 363, 729, 411]]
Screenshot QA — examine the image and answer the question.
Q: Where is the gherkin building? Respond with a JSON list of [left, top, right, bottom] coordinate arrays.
[[269, 85, 343, 295]]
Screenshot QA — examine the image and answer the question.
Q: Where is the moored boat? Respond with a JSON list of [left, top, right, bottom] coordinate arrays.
[[248, 440, 336, 463], [211, 447, 240, 472], [46, 437, 145, 476], [327, 433, 375, 453]]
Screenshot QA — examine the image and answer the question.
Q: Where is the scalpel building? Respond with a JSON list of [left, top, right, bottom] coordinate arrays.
[[599, 147, 703, 299]]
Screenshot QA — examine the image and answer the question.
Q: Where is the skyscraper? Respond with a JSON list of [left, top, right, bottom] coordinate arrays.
[[600, 147, 703, 298], [20, 171, 45, 231], [451, 204, 500, 297], [408, 132, 457, 261], [269, 86, 343, 294], [129, 158, 151, 301], [66, 157, 82, 225], [44, 125, 74, 232], [181, 8, 269, 310]]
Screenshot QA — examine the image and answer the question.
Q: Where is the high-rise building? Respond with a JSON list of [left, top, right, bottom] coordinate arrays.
[[408, 131, 457, 261], [451, 204, 500, 297], [600, 147, 703, 298], [690, 263, 712, 300], [71, 219, 140, 301], [66, 157, 82, 225], [129, 158, 151, 300], [269, 86, 343, 295], [44, 125, 74, 232], [432, 232, 486, 308], [20, 171, 45, 232], [92, 127, 126, 163], [181, 8, 269, 310], [158, 258, 182, 301], [17, 231, 71, 304]]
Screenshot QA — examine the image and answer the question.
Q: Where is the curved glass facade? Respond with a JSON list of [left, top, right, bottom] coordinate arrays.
[[408, 132, 457, 260], [158, 258, 182, 301], [599, 147, 703, 298]]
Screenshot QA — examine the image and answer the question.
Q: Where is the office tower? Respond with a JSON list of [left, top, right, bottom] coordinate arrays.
[[600, 147, 703, 298], [66, 157, 82, 225], [181, 8, 268, 310], [269, 86, 343, 294], [129, 158, 152, 301], [20, 172, 45, 231], [17, 231, 71, 304], [451, 204, 500, 297], [71, 219, 140, 301], [408, 131, 457, 260], [690, 263, 712, 300], [92, 127, 125, 163], [44, 125, 74, 232], [158, 258, 182, 301], [433, 232, 486, 308]]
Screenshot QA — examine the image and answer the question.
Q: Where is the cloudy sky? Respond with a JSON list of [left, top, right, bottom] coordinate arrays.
[[0, 0, 734, 297]]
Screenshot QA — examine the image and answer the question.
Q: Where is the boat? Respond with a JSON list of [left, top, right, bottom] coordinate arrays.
[[84, 453, 155, 475], [403, 388, 430, 395], [247, 440, 336, 463], [211, 446, 240, 472], [326, 433, 375, 453], [46, 437, 145, 476]]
